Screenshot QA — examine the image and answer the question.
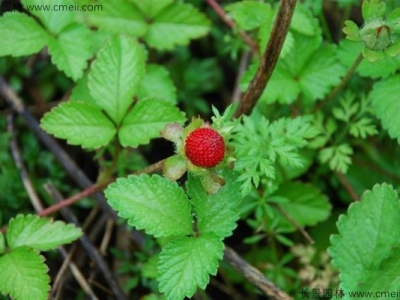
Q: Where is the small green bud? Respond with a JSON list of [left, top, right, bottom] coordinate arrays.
[[360, 20, 392, 50]]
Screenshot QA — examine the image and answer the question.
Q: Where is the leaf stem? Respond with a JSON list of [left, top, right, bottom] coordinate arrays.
[[205, 0, 259, 56], [234, 0, 298, 118], [314, 53, 363, 112]]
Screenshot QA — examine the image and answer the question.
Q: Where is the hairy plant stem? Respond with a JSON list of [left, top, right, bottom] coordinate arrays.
[[234, 0, 297, 118], [314, 53, 363, 112], [205, 0, 259, 56]]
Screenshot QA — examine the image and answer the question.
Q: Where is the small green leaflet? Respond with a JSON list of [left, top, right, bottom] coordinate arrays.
[[329, 184, 400, 297], [225, 1, 273, 31], [41, 101, 116, 149], [187, 171, 242, 239], [241, 32, 346, 105], [370, 74, 400, 144], [132, 0, 174, 19], [144, 3, 210, 50], [6, 214, 82, 251], [88, 35, 145, 124], [319, 143, 353, 173], [137, 64, 177, 104], [0, 1, 93, 80], [118, 98, 185, 148], [105, 175, 193, 238], [270, 182, 331, 232], [0, 246, 49, 300], [47, 24, 93, 81], [0, 12, 49, 56], [337, 40, 400, 78], [21, 0, 76, 35], [157, 234, 224, 300], [86, 1, 210, 50], [85, 0, 147, 37]]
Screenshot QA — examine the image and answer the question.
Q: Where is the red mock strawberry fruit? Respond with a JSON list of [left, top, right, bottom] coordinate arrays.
[[184, 127, 225, 168]]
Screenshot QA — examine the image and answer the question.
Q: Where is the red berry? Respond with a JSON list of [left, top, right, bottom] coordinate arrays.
[[184, 128, 225, 168]]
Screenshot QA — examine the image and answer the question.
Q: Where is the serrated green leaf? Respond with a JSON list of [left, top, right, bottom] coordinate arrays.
[[88, 35, 145, 123], [131, 0, 174, 18], [105, 175, 192, 237], [47, 24, 92, 80], [157, 234, 224, 300], [0, 246, 49, 300], [242, 32, 345, 105], [21, 0, 75, 35], [329, 184, 400, 297], [225, 1, 273, 30], [187, 171, 242, 238], [85, 0, 147, 37], [337, 40, 400, 78], [290, 4, 317, 36], [41, 101, 116, 149], [144, 3, 210, 50], [370, 74, 400, 143], [271, 182, 331, 231], [118, 98, 185, 147], [0, 12, 49, 56], [137, 64, 177, 103], [6, 214, 82, 251]]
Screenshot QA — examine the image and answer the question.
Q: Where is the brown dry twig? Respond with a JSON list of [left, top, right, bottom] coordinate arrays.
[[235, 0, 297, 118], [224, 246, 293, 300]]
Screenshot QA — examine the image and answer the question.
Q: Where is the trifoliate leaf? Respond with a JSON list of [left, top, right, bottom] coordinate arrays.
[[337, 40, 400, 78], [118, 98, 185, 148], [319, 144, 353, 173], [370, 74, 400, 143], [157, 234, 224, 300], [41, 101, 116, 149], [225, 1, 273, 30], [0, 12, 49, 56], [329, 184, 400, 296], [271, 182, 331, 232], [88, 35, 145, 123], [131, 0, 174, 18], [21, 0, 75, 34], [137, 64, 177, 104], [187, 171, 242, 239], [6, 214, 82, 251], [47, 24, 93, 80], [70, 74, 97, 106], [144, 3, 210, 50], [84, 0, 147, 37], [242, 32, 345, 105], [0, 247, 49, 300], [105, 175, 193, 238]]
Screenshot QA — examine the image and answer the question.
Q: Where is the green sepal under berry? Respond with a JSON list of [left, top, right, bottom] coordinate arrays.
[[343, 1, 400, 62]]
